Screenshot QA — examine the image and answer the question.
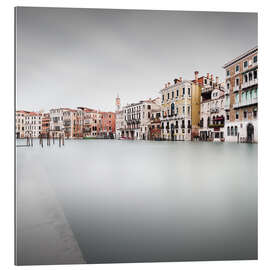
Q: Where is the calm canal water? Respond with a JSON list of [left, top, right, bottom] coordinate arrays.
[[16, 139, 257, 263]]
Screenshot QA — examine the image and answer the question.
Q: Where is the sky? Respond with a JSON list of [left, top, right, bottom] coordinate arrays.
[[16, 7, 257, 112]]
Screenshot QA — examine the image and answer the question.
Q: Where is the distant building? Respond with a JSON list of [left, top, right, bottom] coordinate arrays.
[[100, 111, 116, 138], [223, 46, 258, 143], [160, 77, 192, 141], [122, 98, 161, 140], [24, 112, 42, 138], [16, 110, 28, 138], [199, 76, 225, 141], [41, 113, 50, 136]]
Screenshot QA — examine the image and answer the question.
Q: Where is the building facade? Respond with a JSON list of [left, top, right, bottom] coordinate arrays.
[[160, 77, 192, 141], [199, 77, 225, 141], [16, 110, 27, 138], [223, 46, 258, 143], [41, 113, 50, 137], [122, 98, 160, 140], [24, 112, 42, 138]]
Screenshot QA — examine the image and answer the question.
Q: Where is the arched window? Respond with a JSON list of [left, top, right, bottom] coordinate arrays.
[[207, 117, 210, 126], [235, 126, 238, 136], [227, 126, 230, 136], [171, 103, 175, 115], [231, 126, 234, 136]]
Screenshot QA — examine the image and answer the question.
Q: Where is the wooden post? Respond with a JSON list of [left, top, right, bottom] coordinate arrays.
[[59, 134, 61, 147], [62, 133, 64, 146], [31, 135, 33, 146], [41, 134, 43, 148]]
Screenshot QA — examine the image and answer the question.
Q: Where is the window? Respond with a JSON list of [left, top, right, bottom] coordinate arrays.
[[167, 93, 170, 99], [188, 88, 191, 96], [182, 106, 185, 114], [226, 113, 229, 121], [176, 90, 179, 97], [244, 110, 247, 119], [187, 106, 190, 115], [227, 126, 230, 136], [249, 72, 253, 81], [172, 91, 174, 98], [254, 70, 257, 80], [235, 126, 238, 136], [235, 65, 239, 72], [226, 70, 230, 77], [253, 109, 257, 118], [227, 83, 230, 90], [236, 78, 239, 86], [253, 55, 257, 63], [231, 126, 234, 136], [236, 111, 239, 120], [204, 79, 207, 84], [182, 88, 185, 96], [244, 61, 248, 69]]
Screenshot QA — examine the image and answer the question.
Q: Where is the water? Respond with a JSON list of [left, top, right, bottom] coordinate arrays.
[[16, 139, 257, 264]]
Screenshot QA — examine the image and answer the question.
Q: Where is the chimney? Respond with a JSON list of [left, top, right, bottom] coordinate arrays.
[[207, 73, 209, 79], [216, 76, 219, 85], [194, 71, 199, 82], [211, 74, 213, 81], [179, 77, 182, 82]]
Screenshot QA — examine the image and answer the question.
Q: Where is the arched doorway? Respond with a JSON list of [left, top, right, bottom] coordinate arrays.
[[247, 123, 254, 143]]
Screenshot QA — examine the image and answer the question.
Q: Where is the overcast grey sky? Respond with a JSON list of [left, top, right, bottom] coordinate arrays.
[[16, 7, 257, 112]]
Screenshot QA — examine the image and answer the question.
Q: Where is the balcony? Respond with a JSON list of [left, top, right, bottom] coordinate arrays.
[[210, 108, 219, 113], [224, 89, 230, 95], [241, 79, 258, 89], [233, 85, 240, 92], [233, 97, 258, 109], [224, 102, 230, 110], [208, 123, 225, 128]]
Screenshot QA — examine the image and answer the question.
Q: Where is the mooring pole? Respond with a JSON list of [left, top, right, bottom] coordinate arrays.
[[59, 134, 61, 147], [62, 133, 64, 146], [41, 134, 43, 148]]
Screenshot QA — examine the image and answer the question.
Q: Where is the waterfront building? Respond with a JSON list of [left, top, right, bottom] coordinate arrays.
[[149, 108, 161, 140], [223, 46, 258, 143], [24, 112, 42, 138], [160, 77, 192, 141], [41, 113, 50, 137], [62, 109, 77, 138], [100, 112, 116, 138], [199, 76, 226, 141], [49, 108, 66, 138], [16, 110, 28, 138], [122, 98, 161, 140]]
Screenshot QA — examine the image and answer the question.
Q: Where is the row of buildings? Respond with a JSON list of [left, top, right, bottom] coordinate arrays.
[[16, 46, 258, 143], [115, 46, 258, 143], [16, 107, 116, 139]]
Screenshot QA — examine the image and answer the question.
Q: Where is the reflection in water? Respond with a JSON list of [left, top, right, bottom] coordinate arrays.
[[17, 140, 257, 263]]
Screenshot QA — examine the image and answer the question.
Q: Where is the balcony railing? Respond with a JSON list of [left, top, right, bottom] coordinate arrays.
[[208, 123, 225, 128], [210, 108, 219, 113], [224, 89, 230, 95], [224, 102, 230, 110], [233, 97, 258, 109], [241, 79, 258, 89], [233, 85, 240, 92]]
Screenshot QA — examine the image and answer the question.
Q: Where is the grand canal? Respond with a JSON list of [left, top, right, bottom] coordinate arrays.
[[16, 139, 257, 264]]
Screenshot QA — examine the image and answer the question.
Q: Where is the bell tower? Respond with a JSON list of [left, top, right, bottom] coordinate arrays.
[[115, 94, 121, 112]]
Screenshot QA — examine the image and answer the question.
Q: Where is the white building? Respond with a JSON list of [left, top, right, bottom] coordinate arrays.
[[199, 78, 225, 141], [223, 46, 258, 143], [49, 108, 65, 138], [122, 98, 161, 140], [16, 110, 27, 138], [24, 112, 43, 138]]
